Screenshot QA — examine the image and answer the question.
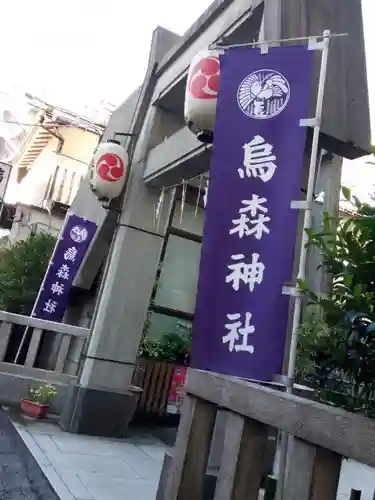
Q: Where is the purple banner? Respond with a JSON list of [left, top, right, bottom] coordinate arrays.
[[33, 214, 97, 322], [192, 45, 313, 381]]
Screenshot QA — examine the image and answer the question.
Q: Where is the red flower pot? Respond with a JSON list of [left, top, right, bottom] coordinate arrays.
[[21, 399, 49, 419]]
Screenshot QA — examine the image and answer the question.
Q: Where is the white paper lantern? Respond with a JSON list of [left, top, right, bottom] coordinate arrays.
[[90, 140, 128, 200], [184, 49, 220, 143]]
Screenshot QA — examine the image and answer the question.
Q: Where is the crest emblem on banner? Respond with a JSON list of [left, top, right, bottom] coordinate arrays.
[[237, 69, 290, 119], [70, 225, 88, 243]]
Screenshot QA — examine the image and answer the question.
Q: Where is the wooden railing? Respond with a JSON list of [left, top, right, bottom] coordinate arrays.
[[162, 369, 375, 500], [0, 310, 89, 377]]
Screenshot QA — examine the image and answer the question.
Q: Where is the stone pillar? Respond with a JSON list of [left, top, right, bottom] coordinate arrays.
[[60, 157, 173, 436], [60, 98, 175, 436], [306, 153, 342, 296]]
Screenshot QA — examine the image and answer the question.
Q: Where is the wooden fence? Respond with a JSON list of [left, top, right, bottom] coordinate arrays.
[[133, 359, 177, 416], [162, 368, 375, 500]]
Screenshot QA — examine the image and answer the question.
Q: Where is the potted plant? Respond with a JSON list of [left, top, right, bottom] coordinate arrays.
[[21, 383, 57, 418], [138, 330, 191, 365]]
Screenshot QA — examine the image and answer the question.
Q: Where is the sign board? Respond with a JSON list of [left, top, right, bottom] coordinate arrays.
[[192, 45, 313, 381], [32, 213, 97, 322], [167, 367, 187, 415]]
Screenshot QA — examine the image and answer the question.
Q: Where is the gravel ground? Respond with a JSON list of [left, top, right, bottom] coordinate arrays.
[[0, 410, 58, 499]]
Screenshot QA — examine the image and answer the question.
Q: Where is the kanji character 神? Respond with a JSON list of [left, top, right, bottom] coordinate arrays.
[[43, 299, 57, 314], [51, 282, 65, 296], [222, 312, 255, 353], [64, 246, 78, 262], [226, 253, 265, 292], [239, 135, 277, 182], [56, 264, 70, 280]]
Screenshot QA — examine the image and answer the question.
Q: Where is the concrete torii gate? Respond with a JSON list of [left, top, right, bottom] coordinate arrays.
[[61, 0, 371, 441]]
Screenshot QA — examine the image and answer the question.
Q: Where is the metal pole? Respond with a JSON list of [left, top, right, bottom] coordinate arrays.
[[275, 29, 331, 500], [211, 31, 346, 50]]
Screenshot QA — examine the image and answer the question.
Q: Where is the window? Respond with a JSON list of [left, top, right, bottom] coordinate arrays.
[[154, 235, 202, 315], [145, 185, 206, 341], [146, 312, 192, 340]]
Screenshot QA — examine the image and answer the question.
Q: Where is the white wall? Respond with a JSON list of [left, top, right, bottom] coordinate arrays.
[[8, 204, 64, 244], [8, 128, 99, 208]]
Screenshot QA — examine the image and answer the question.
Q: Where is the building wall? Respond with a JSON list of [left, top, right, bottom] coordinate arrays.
[[8, 204, 64, 244], [58, 127, 99, 164], [15, 128, 99, 208]]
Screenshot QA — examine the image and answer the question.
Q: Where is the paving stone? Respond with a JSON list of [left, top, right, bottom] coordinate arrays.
[[80, 474, 159, 500], [46, 450, 138, 477]]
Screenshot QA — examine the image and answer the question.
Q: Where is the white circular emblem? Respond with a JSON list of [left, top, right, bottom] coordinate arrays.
[[237, 69, 290, 119], [70, 225, 88, 243]]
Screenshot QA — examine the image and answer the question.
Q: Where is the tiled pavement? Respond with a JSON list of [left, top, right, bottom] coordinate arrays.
[[8, 410, 375, 500], [11, 415, 168, 500]]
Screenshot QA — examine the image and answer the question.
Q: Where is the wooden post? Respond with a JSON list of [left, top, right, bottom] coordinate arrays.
[[24, 328, 43, 367], [0, 322, 12, 361], [55, 335, 72, 373], [264, 477, 277, 500], [164, 395, 217, 500], [214, 412, 268, 500], [284, 438, 341, 500]]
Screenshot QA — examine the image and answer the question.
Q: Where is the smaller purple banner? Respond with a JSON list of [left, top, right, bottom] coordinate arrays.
[[33, 214, 97, 322]]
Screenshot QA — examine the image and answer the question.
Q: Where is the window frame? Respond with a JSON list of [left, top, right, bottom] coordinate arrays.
[[148, 186, 204, 323]]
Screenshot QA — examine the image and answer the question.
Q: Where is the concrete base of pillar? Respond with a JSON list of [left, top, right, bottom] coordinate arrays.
[[59, 384, 141, 438]]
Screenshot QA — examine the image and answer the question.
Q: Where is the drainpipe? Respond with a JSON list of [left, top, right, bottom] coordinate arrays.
[[42, 123, 64, 204], [44, 125, 64, 154]]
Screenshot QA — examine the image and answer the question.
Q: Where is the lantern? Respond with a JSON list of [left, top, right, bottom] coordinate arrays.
[[89, 139, 128, 201], [184, 49, 220, 144]]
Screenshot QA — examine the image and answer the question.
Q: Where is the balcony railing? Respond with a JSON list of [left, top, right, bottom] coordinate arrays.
[[44, 165, 84, 207]]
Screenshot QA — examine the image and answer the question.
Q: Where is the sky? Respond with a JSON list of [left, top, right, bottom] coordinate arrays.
[[0, 0, 372, 128], [0, 0, 374, 206], [0, 0, 214, 113]]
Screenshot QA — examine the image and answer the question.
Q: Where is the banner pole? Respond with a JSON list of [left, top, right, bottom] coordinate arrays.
[[276, 29, 331, 500]]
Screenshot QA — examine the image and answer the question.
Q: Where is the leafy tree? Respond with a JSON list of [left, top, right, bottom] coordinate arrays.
[[0, 233, 56, 315], [297, 189, 375, 414], [302, 188, 375, 325]]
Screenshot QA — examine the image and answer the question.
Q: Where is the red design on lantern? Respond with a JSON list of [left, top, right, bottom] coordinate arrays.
[[97, 153, 124, 182], [189, 56, 220, 100]]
